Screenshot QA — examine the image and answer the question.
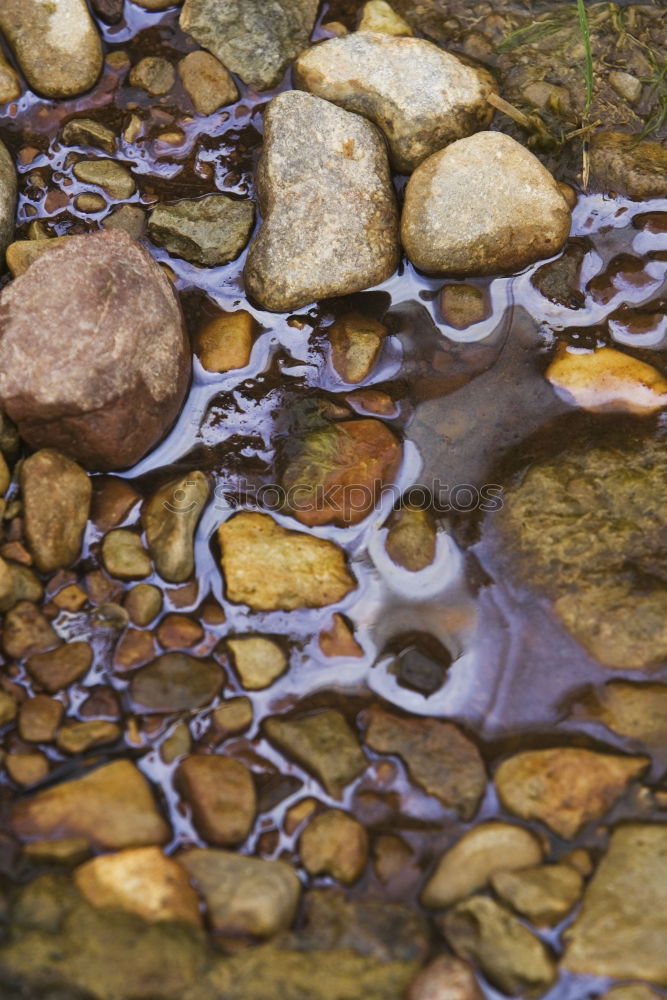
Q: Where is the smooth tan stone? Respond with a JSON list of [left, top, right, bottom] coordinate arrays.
[[546, 345, 667, 416]]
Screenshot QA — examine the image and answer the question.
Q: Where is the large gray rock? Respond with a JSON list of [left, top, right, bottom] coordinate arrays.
[[0, 230, 190, 471], [0, 140, 16, 263], [179, 0, 318, 90], [244, 91, 399, 311], [295, 32, 495, 173], [0, 0, 103, 98], [402, 131, 571, 275]]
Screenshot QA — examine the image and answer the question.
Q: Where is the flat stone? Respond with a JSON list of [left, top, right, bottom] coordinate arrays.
[[359, 1, 413, 35], [0, 140, 17, 260], [0, 230, 190, 471], [328, 312, 387, 384], [3, 601, 59, 659], [143, 471, 209, 584], [244, 91, 399, 311], [179, 50, 238, 114], [217, 511, 356, 611], [591, 131, 667, 199], [148, 194, 254, 267], [56, 720, 121, 754], [546, 345, 667, 415], [295, 32, 495, 173], [194, 309, 256, 372], [62, 117, 116, 154], [264, 708, 366, 798], [18, 695, 63, 742], [569, 681, 667, 746], [563, 824, 667, 984], [385, 505, 436, 572], [73, 158, 136, 199], [11, 759, 170, 849], [492, 863, 583, 927], [226, 635, 288, 690], [422, 821, 545, 909], [402, 131, 571, 275], [0, 0, 103, 99], [179, 0, 319, 90], [407, 956, 485, 1000], [178, 754, 256, 845], [21, 449, 91, 573], [129, 56, 175, 95], [365, 704, 486, 820], [495, 748, 649, 839], [300, 809, 368, 884], [179, 847, 301, 936], [101, 529, 152, 580], [129, 652, 223, 714]]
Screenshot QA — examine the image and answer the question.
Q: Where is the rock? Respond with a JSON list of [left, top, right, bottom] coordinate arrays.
[[5, 236, 69, 277], [194, 309, 256, 372], [21, 449, 91, 572], [217, 511, 356, 611], [282, 419, 401, 527], [402, 131, 571, 275], [114, 627, 155, 671], [130, 653, 223, 714], [385, 505, 436, 571], [11, 760, 170, 849], [6, 751, 49, 786], [264, 708, 366, 798], [73, 158, 136, 199], [300, 809, 368, 884], [546, 345, 667, 415], [295, 33, 494, 173], [0, 140, 17, 260], [608, 70, 643, 105], [129, 56, 175, 95], [62, 117, 116, 154], [212, 697, 253, 735], [244, 91, 399, 311], [328, 313, 387, 384], [23, 837, 91, 865], [590, 131, 667, 199], [179, 0, 319, 90], [0, 49, 21, 104], [2, 601, 59, 659], [531, 240, 587, 308], [0, 557, 42, 614], [439, 284, 490, 330], [359, 1, 413, 35], [0, 230, 190, 471], [124, 583, 163, 627], [25, 641, 92, 693], [18, 695, 63, 742], [319, 613, 364, 658], [392, 644, 449, 696], [101, 529, 152, 580], [156, 613, 203, 649], [57, 720, 120, 754], [365, 705, 486, 820], [149, 194, 254, 267], [421, 821, 545, 909], [570, 681, 667, 747], [143, 472, 209, 583], [226, 635, 288, 690], [495, 748, 649, 839], [492, 863, 583, 927], [441, 896, 557, 999], [0, 689, 17, 725], [161, 722, 191, 764], [76, 192, 107, 213], [179, 847, 300, 937], [179, 50, 238, 114], [0, 0, 103, 99], [74, 847, 201, 926], [102, 203, 147, 241], [601, 988, 663, 1000], [407, 956, 485, 1000], [563, 824, 667, 983], [178, 754, 255, 845]]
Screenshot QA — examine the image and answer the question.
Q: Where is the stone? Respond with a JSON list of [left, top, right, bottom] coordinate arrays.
[[129, 56, 175, 95], [143, 471, 209, 583], [148, 194, 254, 267], [295, 33, 494, 173], [101, 529, 152, 580], [0, 230, 190, 470], [114, 627, 155, 671], [25, 641, 92, 693], [156, 613, 203, 649], [179, 50, 238, 114], [0, 140, 17, 260], [179, 847, 301, 936], [2, 601, 58, 659], [319, 613, 364, 658], [492, 863, 583, 927], [283, 418, 401, 527], [226, 635, 288, 690], [76, 192, 106, 213], [365, 705, 486, 820], [402, 131, 571, 275], [73, 158, 136, 199], [178, 754, 255, 845], [590, 131, 667, 199], [6, 751, 49, 786], [62, 117, 116, 154], [421, 821, 544, 910], [124, 583, 163, 627], [194, 309, 256, 372], [328, 313, 387, 384], [393, 645, 449, 696], [212, 697, 253, 735], [563, 824, 667, 984], [495, 748, 649, 839], [179, 0, 319, 90], [129, 653, 223, 714], [21, 449, 91, 572], [0, 49, 21, 104], [546, 345, 667, 415], [439, 284, 490, 329], [359, 1, 413, 35], [5, 236, 69, 277], [264, 709, 366, 798], [601, 988, 662, 1000], [102, 203, 147, 241], [569, 681, 667, 747], [57, 720, 121, 754], [23, 837, 90, 865], [217, 511, 356, 611], [74, 847, 201, 926], [161, 722, 191, 764], [244, 91, 399, 311], [18, 695, 63, 743], [608, 70, 643, 105], [441, 896, 557, 998], [11, 760, 170, 849], [0, 0, 103, 99], [300, 809, 368, 884], [91, 476, 140, 532], [2, 562, 42, 610], [407, 956, 485, 1000], [0, 689, 17, 726], [385, 505, 436, 571]]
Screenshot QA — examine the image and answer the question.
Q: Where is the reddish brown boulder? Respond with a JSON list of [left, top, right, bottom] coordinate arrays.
[[0, 230, 190, 471]]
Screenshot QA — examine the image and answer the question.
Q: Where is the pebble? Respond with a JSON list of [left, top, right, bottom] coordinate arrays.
[[18, 695, 63, 742], [0, 0, 103, 99], [179, 847, 301, 936], [178, 51, 238, 114], [129, 652, 223, 714], [114, 627, 155, 671], [295, 32, 495, 173], [20, 449, 91, 573], [359, 1, 413, 35], [591, 131, 667, 199], [601, 988, 662, 1000], [244, 91, 399, 311], [212, 696, 253, 735], [75, 192, 106, 213], [385, 505, 436, 572], [143, 471, 209, 583], [0, 49, 21, 105], [300, 809, 368, 884], [25, 641, 92, 693], [440, 284, 490, 329], [194, 309, 256, 373], [179, 0, 319, 90], [102, 203, 146, 241], [608, 70, 643, 105], [5, 236, 69, 277], [421, 821, 545, 909], [2, 601, 59, 659], [0, 230, 190, 470], [160, 722, 191, 764], [328, 312, 387, 384], [402, 131, 571, 275], [156, 613, 203, 650], [491, 863, 583, 926], [546, 345, 667, 416], [6, 751, 49, 786], [0, 689, 17, 726], [73, 159, 136, 200], [149, 194, 254, 267], [407, 956, 485, 1000], [217, 511, 356, 611], [178, 754, 256, 845], [62, 117, 116, 154], [0, 140, 17, 260], [129, 56, 175, 96], [56, 720, 120, 754], [226, 635, 288, 690], [124, 583, 163, 627], [570, 680, 667, 746], [101, 529, 152, 580], [319, 613, 364, 658]]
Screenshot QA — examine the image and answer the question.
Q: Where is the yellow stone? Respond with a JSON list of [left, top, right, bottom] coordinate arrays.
[[546, 345, 667, 416], [358, 1, 413, 35]]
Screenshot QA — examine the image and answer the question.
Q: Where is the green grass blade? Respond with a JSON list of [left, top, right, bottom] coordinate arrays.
[[576, 0, 594, 118]]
